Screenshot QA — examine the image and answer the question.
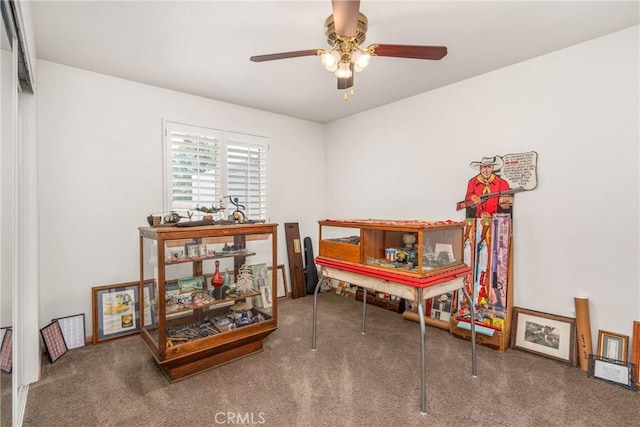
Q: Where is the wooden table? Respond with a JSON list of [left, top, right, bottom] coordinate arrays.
[[312, 257, 477, 414]]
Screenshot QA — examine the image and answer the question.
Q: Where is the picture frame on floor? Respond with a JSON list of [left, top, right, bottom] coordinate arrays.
[[269, 264, 288, 299], [510, 307, 577, 366], [40, 321, 68, 363], [52, 313, 86, 349], [587, 353, 637, 391], [632, 321, 640, 387], [92, 281, 141, 344], [597, 330, 629, 363]]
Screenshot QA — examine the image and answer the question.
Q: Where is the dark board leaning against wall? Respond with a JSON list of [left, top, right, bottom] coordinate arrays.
[[285, 223, 306, 298]]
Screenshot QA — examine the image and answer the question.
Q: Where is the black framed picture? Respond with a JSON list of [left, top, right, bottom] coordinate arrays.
[[588, 354, 637, 391], [40, 321, 68, 363]]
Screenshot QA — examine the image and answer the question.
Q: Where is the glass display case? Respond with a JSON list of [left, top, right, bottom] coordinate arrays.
[[318, 219, 465, 279], [138, 222, 277, 381]]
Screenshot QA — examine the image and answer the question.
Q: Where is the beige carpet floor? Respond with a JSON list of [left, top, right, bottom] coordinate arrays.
[[6, 293, 640, 426]]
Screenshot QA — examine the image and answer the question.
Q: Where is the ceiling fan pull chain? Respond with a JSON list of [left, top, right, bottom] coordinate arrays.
[[343, 88, 356, 101]]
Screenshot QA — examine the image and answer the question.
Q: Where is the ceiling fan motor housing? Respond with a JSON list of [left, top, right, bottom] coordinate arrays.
[[325, 12, 368, 46]]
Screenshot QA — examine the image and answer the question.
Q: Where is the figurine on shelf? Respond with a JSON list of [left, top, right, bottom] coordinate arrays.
[[195, 198, 226, 221], [163, 211, 184, 224], [230, 302, 254, 327], [226, 196, 246, 224], [235, 264, 255, 294], [402, 233, 416, 248]]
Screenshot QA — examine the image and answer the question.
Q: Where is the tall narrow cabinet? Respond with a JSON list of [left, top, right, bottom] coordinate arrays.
[[138, 223, 278, 381]]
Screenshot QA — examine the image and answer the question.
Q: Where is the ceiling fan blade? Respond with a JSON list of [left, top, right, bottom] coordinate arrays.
[[331, 0, 360, 37], [250, 49, 320, 62], [372, 44, 448, 60], [337, 63, 354, 90]]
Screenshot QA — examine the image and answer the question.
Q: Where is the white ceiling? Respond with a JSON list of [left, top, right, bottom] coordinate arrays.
[[30, 1, 639, 123]]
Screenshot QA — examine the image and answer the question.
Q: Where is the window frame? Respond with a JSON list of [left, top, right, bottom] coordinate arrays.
[[162, 120, 269, 221]]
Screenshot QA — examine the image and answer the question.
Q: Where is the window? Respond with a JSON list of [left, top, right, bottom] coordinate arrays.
[[164, 121, 268, 221]]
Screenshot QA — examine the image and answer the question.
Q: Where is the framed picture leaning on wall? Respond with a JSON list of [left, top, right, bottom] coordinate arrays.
[[510, 307, 577, 366], [92, 281, 140, 344], [598, 330, 629, 363]]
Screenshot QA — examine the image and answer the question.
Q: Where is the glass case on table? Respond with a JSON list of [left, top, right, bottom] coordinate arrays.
[[318, 219, 465, 279]]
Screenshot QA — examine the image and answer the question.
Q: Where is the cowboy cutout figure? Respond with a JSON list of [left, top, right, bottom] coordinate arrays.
[[464, 156, 514, 218]]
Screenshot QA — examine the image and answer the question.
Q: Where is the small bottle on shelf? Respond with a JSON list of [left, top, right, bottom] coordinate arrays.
[[212, 260, 224, 299]]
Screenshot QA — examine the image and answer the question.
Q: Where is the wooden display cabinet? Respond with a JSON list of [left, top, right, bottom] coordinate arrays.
[[138, 223, 278, 381]]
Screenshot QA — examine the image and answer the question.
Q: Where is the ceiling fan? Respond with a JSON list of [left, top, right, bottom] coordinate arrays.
[[249, 0, 447, 96]]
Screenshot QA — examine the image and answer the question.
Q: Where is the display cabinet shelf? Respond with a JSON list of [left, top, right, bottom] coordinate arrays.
[[139, 223, 278, 381], [165, 251, 257, 265], [165, 291, 262, 316]]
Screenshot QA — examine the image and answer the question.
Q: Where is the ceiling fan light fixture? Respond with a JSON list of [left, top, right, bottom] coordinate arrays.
[[320, 50, 341, 71], [250, 5, 448, 96], [334, 61, 353, 79], [351, 49, 371, 72]]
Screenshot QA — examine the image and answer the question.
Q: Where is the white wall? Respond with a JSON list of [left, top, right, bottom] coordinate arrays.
[[325, 27, 639, 349], [36, 60, 325, 335]]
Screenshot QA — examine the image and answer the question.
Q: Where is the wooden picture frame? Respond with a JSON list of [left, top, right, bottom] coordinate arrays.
[[0, 327, 12, 373], [269, 264, 288, 299], [92, 281, 140, 344], [40, 321, 68, 363], [632, 321, 640, 387], [588, 353, 637, 391], [52, 313, 86, 349], [597, 330, 629, 363], [510, 307, 577, 366]]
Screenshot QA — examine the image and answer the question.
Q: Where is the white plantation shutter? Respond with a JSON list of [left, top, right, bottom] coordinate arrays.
[[225, 132, 268, 221], [164, 121, 268, 220]]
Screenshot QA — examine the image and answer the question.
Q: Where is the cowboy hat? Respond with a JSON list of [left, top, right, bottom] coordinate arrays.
[[470, 155, 504, 170]]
